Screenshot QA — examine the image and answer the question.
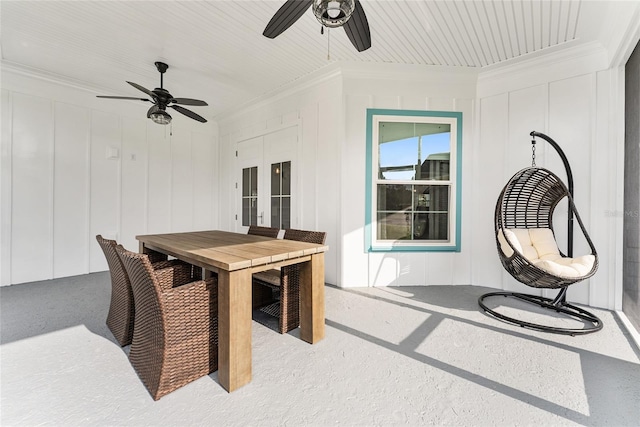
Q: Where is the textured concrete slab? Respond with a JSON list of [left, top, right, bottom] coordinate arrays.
[[1, 273, 639, 426]]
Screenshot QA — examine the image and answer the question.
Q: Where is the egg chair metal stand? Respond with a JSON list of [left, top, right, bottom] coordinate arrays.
[[478, 131, 603, 335]]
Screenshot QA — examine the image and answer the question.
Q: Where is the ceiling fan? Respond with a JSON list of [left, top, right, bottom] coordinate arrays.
[[263, 0, 371, 52], [97, 62, 208, 125]]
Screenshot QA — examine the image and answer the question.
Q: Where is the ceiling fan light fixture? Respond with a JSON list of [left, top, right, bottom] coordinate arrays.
[[150, 109, 172, 125], [313, 0, 355, 28]]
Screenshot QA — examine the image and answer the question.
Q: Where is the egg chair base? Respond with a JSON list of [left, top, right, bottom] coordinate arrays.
[[478, 291, 603, 335]]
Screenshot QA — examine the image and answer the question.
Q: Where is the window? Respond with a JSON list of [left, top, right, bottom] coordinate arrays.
[[365, 109, 462, 252]]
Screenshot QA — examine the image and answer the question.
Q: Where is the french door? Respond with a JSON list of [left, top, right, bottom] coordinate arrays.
[[236, 126, 297, 233]]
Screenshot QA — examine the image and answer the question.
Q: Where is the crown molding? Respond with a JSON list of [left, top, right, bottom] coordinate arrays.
[[477, 41, 608, 98], [1, 60, 112, 95], [214, 62, 343, 123]]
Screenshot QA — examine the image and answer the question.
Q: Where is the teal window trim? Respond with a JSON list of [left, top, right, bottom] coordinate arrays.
[[365, 108, 463, 252]]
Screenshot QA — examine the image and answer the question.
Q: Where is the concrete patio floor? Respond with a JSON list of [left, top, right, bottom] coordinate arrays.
[[1, 272, 639, 426]]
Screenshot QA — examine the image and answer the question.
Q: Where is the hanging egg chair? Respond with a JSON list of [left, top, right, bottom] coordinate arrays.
[[478, 131, 603, 335]]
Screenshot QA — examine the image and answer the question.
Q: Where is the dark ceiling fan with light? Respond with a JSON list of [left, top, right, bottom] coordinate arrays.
[[97, 62, 208, 125], [263, 0, 371, 52]]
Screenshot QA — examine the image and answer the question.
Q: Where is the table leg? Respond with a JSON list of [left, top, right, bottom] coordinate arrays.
[[299, 252, 325, 344], [217, 268, 252, 392]]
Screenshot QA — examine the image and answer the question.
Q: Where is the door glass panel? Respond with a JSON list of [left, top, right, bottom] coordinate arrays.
[[270, 161, 292, 228], [242, 166, 258, 226], [271, 163, 280, 196], [282, 196, 291, 229], [282, 161, 291, 195], [270, 197, 280, 228]]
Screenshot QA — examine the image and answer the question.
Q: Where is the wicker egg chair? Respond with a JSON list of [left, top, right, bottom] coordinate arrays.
[[478, 132, 603, 335]]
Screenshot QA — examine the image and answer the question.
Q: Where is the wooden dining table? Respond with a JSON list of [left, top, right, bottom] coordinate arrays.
[[136, 230, 328, 392]]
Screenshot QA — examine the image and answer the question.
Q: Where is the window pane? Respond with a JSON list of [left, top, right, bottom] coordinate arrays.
[[378, 122, 451, 181], [377, 184, 450, 241], [271, 163, 280, 196], [282, 197, 290, 229], [377, 184, 412, 211], [250, 167, 258, 196], [282, 161, 291, 195], [271, 196, 280, 228], [377, 212, 411, 240], [242, 198, 249, 226], [250, 197, 257, 226], [242, 168, 250, 196]]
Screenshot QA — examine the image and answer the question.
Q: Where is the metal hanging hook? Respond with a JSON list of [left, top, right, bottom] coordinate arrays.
[[531, 136, 536, 167]]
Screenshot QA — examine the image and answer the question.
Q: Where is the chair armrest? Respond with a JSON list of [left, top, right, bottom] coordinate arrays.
[[162, 278, 218, 325], [154, 263, 194, 291], [151, 259, 188, 270]]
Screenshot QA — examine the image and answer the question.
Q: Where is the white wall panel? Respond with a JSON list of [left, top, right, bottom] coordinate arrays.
[[590, 70, 615, 308], [451, 98, 474, 286], [504, 85, 547, 293], [11, 93, 53, 283], [146, 125, 171, 234], [548, 75, 593, 305], [2, 71, 217, 285], [170, 128, 194, 232], [316, 97, 340, 285], [53, 102, 90, 278], [1, 89, 13, 285], [89, 110, 120, 272], [192, 132, 215, 230], [120, 116, 147, 252], [299, 104, 318, 229], [342, 94, 371, 287], [473, 94, 508, 289]]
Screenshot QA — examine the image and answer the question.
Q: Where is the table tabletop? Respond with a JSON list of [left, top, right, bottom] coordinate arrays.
[[136, 230, 328, 272]]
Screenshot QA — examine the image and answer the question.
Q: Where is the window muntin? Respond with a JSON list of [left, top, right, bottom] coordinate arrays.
[[366, 110, 462, 252]]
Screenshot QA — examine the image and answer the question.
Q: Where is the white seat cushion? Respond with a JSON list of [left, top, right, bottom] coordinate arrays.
[[498, 228, 595, 278]]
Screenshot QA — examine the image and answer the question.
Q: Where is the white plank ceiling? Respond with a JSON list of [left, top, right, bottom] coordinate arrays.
[[0, 1, 628, 120]]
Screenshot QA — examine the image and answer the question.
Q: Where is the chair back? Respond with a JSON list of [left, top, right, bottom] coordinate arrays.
[[115, 246, 165, 360], [96, 235, 130, 296], [96, 235, 134, 346], [283, 228, 326, 244], [248, 225, 280, 238]]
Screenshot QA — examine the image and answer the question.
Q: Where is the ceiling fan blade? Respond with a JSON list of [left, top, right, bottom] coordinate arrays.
[[147, 105, 159, 118], [170, 105, 208, 123], [127, 81, 156, 98], [97, 96, 151, 101], [343, 0, 371, 52], [171, 98, 208, 106], [263, 0, 313, 39]]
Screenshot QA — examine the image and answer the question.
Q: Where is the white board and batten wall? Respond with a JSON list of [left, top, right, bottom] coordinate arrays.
[[1, 67, 218, 286], [218, 46, 629, 310], [2, 36, 634, 311]]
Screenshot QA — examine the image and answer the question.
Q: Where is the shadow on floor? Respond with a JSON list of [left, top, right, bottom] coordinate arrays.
[[0, 272, 116, 346], [328, 285, 640, 426]]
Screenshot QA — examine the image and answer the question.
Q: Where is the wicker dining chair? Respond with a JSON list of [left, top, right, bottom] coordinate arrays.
[[252, 228, 326, 334], [96, 235, 177, 346], [247, 225, 280, 238], [115, 245, 218, 400], [247, 225, 281, 309]]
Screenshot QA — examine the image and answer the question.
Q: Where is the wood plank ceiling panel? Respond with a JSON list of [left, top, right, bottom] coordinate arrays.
[[0, 0, 616, 117]]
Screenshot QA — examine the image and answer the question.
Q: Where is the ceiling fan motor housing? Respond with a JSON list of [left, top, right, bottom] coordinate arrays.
[[313, 0, 354, 27]]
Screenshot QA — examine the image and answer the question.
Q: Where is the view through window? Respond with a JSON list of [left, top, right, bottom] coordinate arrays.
[[366, 110, 462, 252]]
